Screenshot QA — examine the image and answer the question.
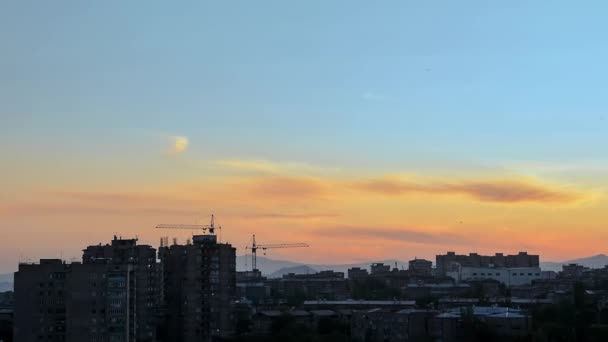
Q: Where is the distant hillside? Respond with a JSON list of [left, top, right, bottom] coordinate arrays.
[[0, 282, 13, 292], [236, 255, 303, 275], [541, 254, 608, 272], [236, 255, 408, 277], [268, 265, 318, 278], [0, 274, 13, 292], [310, 260, 409, 275]]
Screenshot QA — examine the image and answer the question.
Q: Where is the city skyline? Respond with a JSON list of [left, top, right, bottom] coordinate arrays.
[[3, 1, 608, 273]]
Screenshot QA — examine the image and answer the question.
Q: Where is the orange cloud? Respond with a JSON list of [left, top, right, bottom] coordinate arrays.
[[1, 188, 340, 221], [235, 212, 340, 219], [0, 202, 199, 217], [214, 159, 340, 175], [316, 226, 474, 246], [355, 178, 582, 204], [247, 177, 328, 198]]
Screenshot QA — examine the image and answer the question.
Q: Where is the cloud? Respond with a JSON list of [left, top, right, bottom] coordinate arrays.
[[49, 191, 146, 202], [233, 212, 341, 219], [214, 159, 588, 205], [214, 159, 340, 175], [355, 177, 583, 204], [0, 202, 200, 217], [215, 159, 283, 173], [317, 226, 473, 246], [362, 92, 389, 101], [168, 136, 188, 155], [0, 189, 339, 220], [248, 177, 327, 198]]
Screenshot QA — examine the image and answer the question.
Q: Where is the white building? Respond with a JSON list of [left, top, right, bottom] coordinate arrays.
[[447, 266, 542, 287]]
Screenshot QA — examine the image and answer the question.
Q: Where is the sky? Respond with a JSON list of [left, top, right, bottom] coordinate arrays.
[[1, 1, 608, 273]]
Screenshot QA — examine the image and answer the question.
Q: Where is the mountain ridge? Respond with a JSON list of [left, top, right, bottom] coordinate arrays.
[[236, 255, 409, 276]]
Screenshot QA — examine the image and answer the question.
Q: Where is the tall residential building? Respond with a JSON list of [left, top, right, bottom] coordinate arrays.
[[14, 237, 158, 342], [14, 259, 68, 342], [82, 236, 158, 341], [435, 252, 539, 275], [159, 234, 236, 342], [66, 262, 136, 342]]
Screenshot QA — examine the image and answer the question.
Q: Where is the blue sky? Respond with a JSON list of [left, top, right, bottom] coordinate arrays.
[[3, 1, 608, 169]]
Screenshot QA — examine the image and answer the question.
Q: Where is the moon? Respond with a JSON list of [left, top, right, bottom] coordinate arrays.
[[170, 136, 189, 155]]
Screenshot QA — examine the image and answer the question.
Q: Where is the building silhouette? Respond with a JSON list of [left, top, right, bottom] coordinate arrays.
[[159, 234, 236, 342], [15, 259, 68, 342], [435, 251, 539, 275], [14, 237, 158, 342], [82, 236, 158, 341], [408, 258, 433, 276]]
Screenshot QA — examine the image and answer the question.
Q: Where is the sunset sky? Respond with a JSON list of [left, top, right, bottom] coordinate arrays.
[[2, 1, 608, 273]]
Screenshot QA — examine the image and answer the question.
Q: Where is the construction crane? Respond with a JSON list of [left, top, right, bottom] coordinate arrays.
[[245, 234, 309, 271], [156, 214, 221, 237]]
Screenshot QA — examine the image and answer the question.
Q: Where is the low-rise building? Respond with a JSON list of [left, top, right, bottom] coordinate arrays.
[[404, 283, 471, 299], [430, 306, 531, 341], [560, 264, 589, 278], [370, 263, 391, 275], [237, 270, 269, 304], [251, 310, 312, 336], [303, 300, 416, 311], [447, 266, 542, 287], [347, 267, 369, 279], [267, 270, 349, 300], [408, 259, 433, 276], [436, 252, 539, 275], [351, 308, 438, 342]]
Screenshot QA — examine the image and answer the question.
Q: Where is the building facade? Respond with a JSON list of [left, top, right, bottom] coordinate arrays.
[[370, 263, 391, 275], [14, 259, 69, 342], [82, 237, 158, 341], [436, 252, 539, 275], [266, 270, 349, 301], [14, 237, 158, 342], [447, 266, 543, 287], [408, 259, 433, 276], [66, 263, 136, 342], [159, 234, 236, 342], [347, 267, 369, 279]]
